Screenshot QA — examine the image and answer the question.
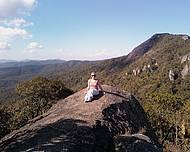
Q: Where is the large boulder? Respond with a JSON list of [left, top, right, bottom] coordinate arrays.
[[181, 53, 190, 64], [181, 64, 189, 79], [169, 70, 175, 81], [0, 85, 162, 152]]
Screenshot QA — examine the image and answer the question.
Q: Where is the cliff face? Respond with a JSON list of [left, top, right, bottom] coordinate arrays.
[[0, 85, 162, 152]]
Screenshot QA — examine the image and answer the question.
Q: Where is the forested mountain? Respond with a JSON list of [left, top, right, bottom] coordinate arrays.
[[0, 33, 190, 151], [0, 60, 96, 102], [0, 34, 165, 102], [0, 60, 17, 64], [50, 33, 190, 151]]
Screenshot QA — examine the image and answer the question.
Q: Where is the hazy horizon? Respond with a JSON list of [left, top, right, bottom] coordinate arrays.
[[0, 0, 190, 61]]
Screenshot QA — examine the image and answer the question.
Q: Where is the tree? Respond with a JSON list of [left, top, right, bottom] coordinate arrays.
[[144, 93, 187, 147], [0, 106, 11, 138], [16, 76, 73, 101], [14, 76, 73, 124]]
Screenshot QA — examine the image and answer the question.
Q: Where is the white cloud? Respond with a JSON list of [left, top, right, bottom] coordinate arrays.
[[0, 0, 37, 18], [0, 42, 11, 50], [0, 18, 33, 28], [0, 0, 37, 54], [25, 42, 43, 53], [0, 26, 30, 40]]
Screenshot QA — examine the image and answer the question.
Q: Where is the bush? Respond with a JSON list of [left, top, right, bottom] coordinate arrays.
[[0, 106, 11, 139], [0, 76, 73, 139]]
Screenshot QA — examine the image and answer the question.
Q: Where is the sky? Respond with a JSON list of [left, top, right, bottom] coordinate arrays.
[[0, 0, 190, 61]]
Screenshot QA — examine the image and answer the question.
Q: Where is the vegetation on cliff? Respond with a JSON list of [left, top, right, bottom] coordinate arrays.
[[0, 76, 73, 139]]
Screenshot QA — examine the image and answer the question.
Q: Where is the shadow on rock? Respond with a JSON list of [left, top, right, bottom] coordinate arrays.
[[0, 85, 162, 152], [104, 91, 129, 100], [2, 119, 114, 152], [115, 135, 161, 152]]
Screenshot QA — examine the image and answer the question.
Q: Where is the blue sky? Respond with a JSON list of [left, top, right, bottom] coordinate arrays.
[[0, 0, 190, 61]]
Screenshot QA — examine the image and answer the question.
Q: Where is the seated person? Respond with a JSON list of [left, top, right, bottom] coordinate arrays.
[[84, 72, 104, 102]]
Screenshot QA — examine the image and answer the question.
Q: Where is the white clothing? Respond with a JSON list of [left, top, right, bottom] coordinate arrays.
[[85, 89, 99, 102]]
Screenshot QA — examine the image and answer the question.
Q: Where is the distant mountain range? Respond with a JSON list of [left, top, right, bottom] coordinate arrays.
[[0, 59, 17, 63], [0, 59, 97, 102], [0, 33, 190, 102], [0, 59, 66, 68]]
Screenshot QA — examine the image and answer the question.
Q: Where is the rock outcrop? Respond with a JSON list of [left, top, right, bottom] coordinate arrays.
[[181, 53, 190, 64], [169, 70, 175, 81], [181, 53, 190, 79], [0, 85, 162, 152], [181, 35, 189, 40], [181, 64, 189, 79]]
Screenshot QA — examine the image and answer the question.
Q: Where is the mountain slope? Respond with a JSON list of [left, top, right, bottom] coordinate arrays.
[[111, 34, 190, 97], [0, 60, 97, 102], [50, 33, 190, 151], [0, 34, 165, 102], [48, 34, 166, 91]]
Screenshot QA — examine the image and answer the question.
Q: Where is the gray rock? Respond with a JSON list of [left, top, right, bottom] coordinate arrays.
[[136, 68, 142, 75], [142, 65, 147, 71], [181, 35, 189, 40], [169, 70, 175, 81], [181, 54, 190, 64], [133, 69, 137, 76], [115, 134, 162, 152], [181, 64, 189, 79], [188, 56, 190, 61], [181, 55, 188, 64], [0, 85, 162, 152]]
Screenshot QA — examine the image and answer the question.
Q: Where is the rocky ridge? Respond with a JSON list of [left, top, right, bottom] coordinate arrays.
[[0, 85, 162, 152]]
